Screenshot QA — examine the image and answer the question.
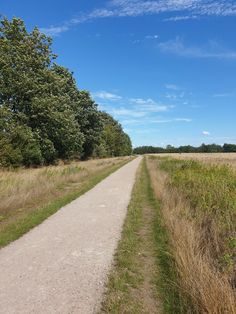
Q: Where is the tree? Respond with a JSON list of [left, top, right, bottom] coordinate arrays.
[[96, 112, 132, 157], [223, 143, 236, 153], [0, 18, 84, 164], [74, 91, 102, 159], [0, 17, 132, 166]]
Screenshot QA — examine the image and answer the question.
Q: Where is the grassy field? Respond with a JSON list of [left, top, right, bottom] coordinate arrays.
[[0, 156, 132, 248], [151, 152, 236, 168], [148, 155, 236, 313]]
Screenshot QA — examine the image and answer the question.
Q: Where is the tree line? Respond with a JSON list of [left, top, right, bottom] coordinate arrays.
[[0, 18, 132, 167], [133, 143, 236, 155]]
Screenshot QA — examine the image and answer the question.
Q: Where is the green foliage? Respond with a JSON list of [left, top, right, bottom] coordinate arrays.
[[0, 17, 132, 167], [96, 112, 132, 158], [134, 143, 236, 154]]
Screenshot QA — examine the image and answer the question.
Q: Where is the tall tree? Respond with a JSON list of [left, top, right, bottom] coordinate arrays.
[[0, 17, 132, 166]]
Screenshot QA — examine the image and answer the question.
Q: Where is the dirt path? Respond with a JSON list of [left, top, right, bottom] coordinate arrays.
[[0, 157, 142, 314]]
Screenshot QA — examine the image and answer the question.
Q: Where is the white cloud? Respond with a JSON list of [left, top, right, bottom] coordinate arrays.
[[121, 119, 143, 125], [112, 108, 146, 117], [131, 34, 159, 44], [94, 91, 191, 125], [202, 131, 210, 136], [152, 118, 192, 123], [175, 118, 192, 122], [158, 37, 236, 59], [165, 84, 181, 90], [108, 0, 236, 18], [92, 91, 122, 101], [129, 98, 169, 112], [41, 1, 236, 35], [164, 15, 198, 22], [213, 93, 231, 97], [121, 117, 192, 125], [40, 25, 69, 36], [151, 119, 173, 123], [145, 34, 159, 39]]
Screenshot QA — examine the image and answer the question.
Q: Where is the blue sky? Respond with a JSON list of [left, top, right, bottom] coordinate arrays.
[[1, 0, 236, 147]]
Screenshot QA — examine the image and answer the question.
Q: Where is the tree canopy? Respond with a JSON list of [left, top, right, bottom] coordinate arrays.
[[0, 18, 132, 167], [133, 143, 236, 155]]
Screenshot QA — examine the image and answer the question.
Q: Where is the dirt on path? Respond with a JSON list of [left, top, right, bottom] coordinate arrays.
[[0, 157, 142, 314]]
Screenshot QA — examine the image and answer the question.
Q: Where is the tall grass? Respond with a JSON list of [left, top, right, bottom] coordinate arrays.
[[0, 157, 131, 247], [147, 156, 236, 313]]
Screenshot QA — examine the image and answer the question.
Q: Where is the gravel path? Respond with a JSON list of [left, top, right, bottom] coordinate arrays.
[[0, 157, 141, 314]]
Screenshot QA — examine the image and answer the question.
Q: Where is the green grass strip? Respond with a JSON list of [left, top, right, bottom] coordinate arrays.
[[101, 159, 147, 313], [0, 159, 131, 248], [102, 157, 186, 313], [144, 158, 188, 313]]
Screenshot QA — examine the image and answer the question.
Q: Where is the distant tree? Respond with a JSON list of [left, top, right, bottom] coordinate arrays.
[[133, 143, 236, 155], [223, 143, 236, 153], [96, 112, 132, 157]]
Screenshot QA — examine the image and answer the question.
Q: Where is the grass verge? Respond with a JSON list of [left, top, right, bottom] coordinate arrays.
[[101, 157, 184, 313], [145, 159, 188, 313], [100, 161, 144, 313], [0, 158, 132, 248]]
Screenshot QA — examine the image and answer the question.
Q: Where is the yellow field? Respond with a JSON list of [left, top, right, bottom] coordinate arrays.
[[152, 152, 236, 168], [0, 157, 131, 232]]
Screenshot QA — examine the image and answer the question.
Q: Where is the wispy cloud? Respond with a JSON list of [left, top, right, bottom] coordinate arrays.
[[92, 91, 122, 101], [40, 25, 69, 36], [202, 130, 210, 136], [213, 93, 231, 97], [122, 117, 192, 125], [93, 90, 193, 126], [165, 84, 181, 91], [175, 118, 192, 122], [145, 34, 159, 39], [132, 34, 159, 44], [93, 91, 174, 121], [152, 118, 192, 123], [129, 98, 168, 112], [164, 15, 198, 22], [112, 108, 147, 118], [41, 1, 236, 35], [108, 0, 236, 18], [158, 37, 236, 59]]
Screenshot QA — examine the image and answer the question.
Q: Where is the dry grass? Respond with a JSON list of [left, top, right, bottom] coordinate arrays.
[[0, 157, 131, 231], [151, 153, 236, 169], [147, 157, 236, 314]]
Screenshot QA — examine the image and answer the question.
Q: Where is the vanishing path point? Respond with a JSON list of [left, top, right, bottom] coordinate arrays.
[[0, 157, 142, 314]]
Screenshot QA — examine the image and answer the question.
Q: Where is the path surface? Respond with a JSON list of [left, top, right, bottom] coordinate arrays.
[[0, 157, 141, 314]]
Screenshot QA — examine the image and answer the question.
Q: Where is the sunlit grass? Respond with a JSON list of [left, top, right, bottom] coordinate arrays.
[[0, 157, 132, 248], [148, 156, 236, 313]]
